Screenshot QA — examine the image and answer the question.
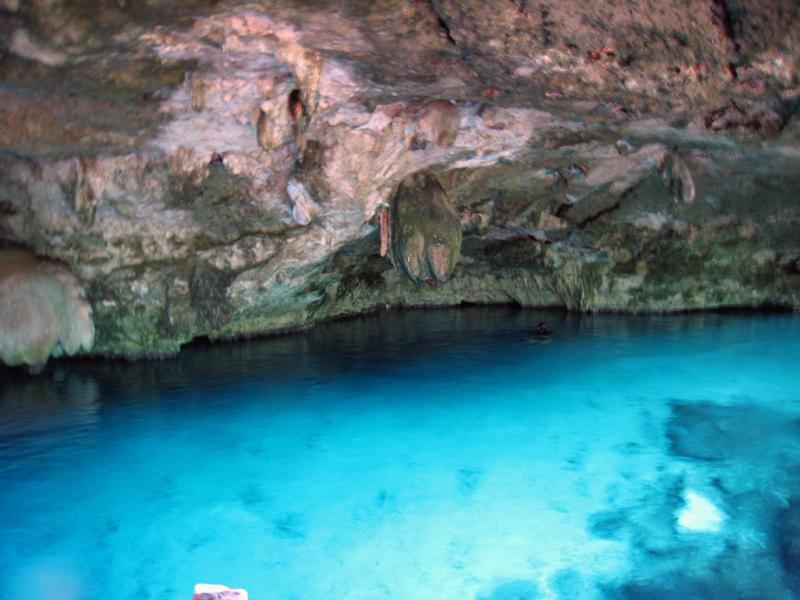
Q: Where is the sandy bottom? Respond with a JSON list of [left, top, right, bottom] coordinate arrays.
[[1, 308, 798, 599]]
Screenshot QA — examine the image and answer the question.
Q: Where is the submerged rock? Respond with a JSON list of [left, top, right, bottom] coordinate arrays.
[[777, 498, 800, 592], [595, 400, 800, 600], [608, 575, 740, 600], [667, 402, 800, 462], [587, 509, 629, 540]]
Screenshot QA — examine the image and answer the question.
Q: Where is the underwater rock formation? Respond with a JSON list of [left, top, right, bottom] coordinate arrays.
[[0, 249, 94, 368], [0, 0, 798, 360], [778, 499, 800, 593], [667, 401, 800, 462], [588, 398, 800, 600]]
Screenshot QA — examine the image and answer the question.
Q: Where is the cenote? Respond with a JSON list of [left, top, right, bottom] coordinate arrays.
[[1, 307, 799, 599]]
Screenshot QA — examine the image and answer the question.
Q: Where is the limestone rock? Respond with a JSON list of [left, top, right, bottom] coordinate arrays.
[[8, 28, 66, 66], [660, 151, 696, 204], [0, 1, 797, 357], [416, 100, 460, 148], [190, 72, 207, 113], [0, 249, 94, 368], [256, 108, 284, 150], [391, 173, 462, 285], [287, 179, 319, 226]]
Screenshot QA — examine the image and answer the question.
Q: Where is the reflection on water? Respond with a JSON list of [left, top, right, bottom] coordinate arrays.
[[0, 307, 751, 397], [0, 307, 798, 600]]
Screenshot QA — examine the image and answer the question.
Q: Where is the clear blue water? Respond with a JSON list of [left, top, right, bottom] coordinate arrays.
[[1, 308, 799, 600]]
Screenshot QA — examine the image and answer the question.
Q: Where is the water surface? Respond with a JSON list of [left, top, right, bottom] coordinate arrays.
[[1, 308, 799, 599]]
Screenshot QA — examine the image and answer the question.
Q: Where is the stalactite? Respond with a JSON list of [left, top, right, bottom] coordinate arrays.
[[191, 72, 207, 113], [379, 207, 389, 257], [671, 151, 695, 204]]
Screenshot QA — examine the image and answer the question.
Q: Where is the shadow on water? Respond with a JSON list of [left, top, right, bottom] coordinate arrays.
[[0, 306, 789, 447], [0, 305, 759, 403]]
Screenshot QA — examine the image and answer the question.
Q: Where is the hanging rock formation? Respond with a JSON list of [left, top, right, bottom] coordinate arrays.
[[0, 0, 798, 363], [392, 173, 462, 285], [0, 249, 94, 368]]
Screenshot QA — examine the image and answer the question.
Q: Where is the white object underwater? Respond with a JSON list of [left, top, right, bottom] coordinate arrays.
[[676, 490, 725, 533]]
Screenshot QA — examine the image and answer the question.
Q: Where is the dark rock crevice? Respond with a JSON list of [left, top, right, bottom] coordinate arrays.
[[429, 1, 458, 47]]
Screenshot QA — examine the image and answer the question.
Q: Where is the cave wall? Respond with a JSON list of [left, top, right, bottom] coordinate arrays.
[[0, 0, 798, 365]]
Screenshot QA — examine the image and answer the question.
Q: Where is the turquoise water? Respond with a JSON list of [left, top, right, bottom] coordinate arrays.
[[1, 308, 799, 600]]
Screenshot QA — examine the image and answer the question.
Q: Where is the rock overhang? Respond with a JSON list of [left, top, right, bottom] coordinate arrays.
[[0, 0, 798, 366]]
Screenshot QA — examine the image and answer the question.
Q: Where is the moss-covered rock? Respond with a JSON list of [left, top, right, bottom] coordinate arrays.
[[391, 173, 462, 285], [1, 0, 799, 361]]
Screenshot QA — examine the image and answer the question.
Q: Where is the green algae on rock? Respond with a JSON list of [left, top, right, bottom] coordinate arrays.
[[391, 173, 462, 286], [0, 0, 798, 364]]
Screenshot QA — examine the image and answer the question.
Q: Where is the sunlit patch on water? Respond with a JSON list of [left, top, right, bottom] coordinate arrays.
[[1, 308, 799, 599]]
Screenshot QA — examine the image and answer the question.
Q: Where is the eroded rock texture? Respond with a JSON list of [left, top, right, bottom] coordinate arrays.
[[392, 173, 462, 285], [0, 249, 94, 367], [0, 0, 798, 360]]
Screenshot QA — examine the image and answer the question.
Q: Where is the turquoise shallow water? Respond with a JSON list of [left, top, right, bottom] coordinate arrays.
[[1, 308, 799, 600]]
